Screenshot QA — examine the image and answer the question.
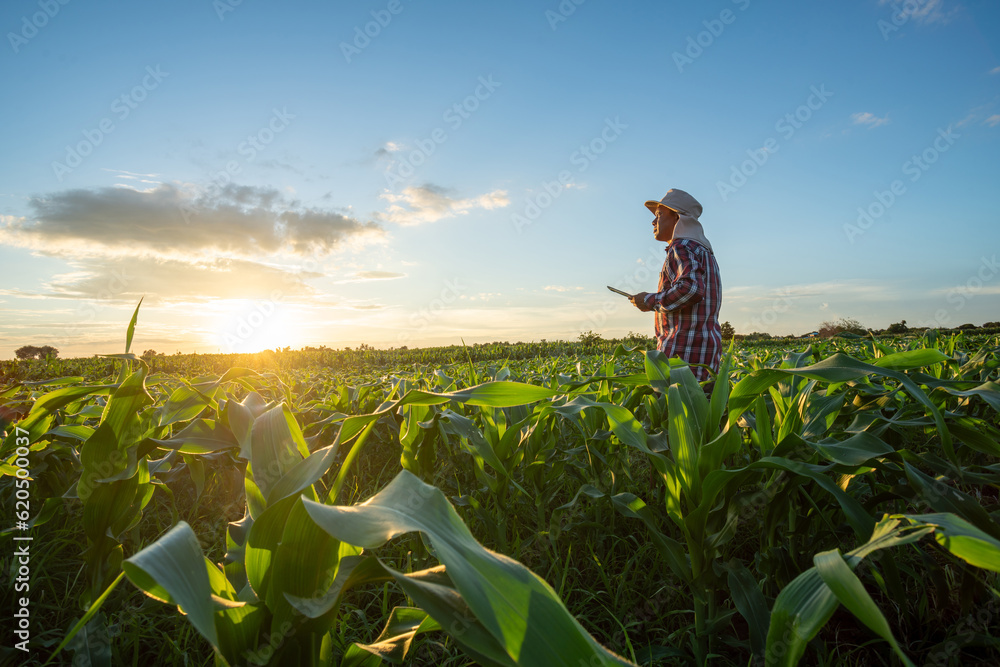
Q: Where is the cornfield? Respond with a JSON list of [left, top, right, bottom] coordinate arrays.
[[2, 304, 999, 666]]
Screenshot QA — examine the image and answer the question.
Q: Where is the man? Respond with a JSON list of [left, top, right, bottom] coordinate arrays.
[[629, 189, 723, 383]]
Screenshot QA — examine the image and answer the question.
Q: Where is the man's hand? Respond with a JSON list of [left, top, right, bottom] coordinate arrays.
[[631, 292, 653, 312]]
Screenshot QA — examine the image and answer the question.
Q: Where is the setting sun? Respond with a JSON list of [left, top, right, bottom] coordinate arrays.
[[208, 298, 302, 353]]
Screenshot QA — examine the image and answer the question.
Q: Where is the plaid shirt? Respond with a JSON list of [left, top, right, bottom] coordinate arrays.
[[643, 239, 723, 382]]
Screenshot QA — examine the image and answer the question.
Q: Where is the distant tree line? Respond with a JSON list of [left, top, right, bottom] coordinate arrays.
[[15, 345, 59, 360], [727, 317, 1000, 341]]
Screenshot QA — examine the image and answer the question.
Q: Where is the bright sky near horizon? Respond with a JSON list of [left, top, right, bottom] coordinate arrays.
[[1, 0, 998, 359]]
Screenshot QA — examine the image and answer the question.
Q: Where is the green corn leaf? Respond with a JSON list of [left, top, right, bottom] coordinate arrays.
[[644, 350, 672, 393], [904, 513, 1000, 571], [610, 492, 691, 585], [871, 348, 951, 371], [157, 384, 218, 427], [383, 566, 515, 667], [766, 516, 932, 667], [3, 384, 114, 454], [78, 368, 152, 501], [903, 463, 1000, 540], [148, 419, 239, 454], [726, 561, 769, 660], [813, 549, 914, 666], [244, 495, 298, 604], [42, 573, 125, 666], [931, 381, 1000, 413], [796, 432, 895, 466], [728, 352, 955, 462], [249, 404, 308, 502], [267, 498, 353, 637], [284, 555, 389, 622], [265, 442, 339, 507], [439, 409, 508, 476], [123, 521, 220, 649], [341, 607, 441, 666], [302, 470, 635, 666], [124, 297, 143, 354]]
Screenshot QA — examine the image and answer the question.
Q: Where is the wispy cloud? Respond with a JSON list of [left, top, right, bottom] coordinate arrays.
[[991, 66, 1000, 75], [0, 256, 321, 304], [986, 115, 1000, 127], [374, 142, 404, 161], [353, 271, 406, 280], [878, 0, 950, 24], [377, 184, 509, 225], [851, 112, 890, 128], [927, 283, 1000, 297]]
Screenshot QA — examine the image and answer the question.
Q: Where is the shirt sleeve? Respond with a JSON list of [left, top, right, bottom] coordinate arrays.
[[643, 243, 706, 312]]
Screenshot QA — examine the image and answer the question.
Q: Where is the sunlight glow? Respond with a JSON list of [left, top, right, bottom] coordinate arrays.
[[208, 299, 303, 353]]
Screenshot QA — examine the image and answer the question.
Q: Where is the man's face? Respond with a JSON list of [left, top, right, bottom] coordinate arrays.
[[653, 206, 679, 242]]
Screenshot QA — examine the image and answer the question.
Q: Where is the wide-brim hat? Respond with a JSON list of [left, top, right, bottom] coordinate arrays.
[[644, 189, 703, 220]]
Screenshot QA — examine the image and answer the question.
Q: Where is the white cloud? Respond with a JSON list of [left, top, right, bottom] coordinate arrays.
[[991, 66, 1000, 75], [0, 183, 381, 262], [0, 256, 321, 304], [347, 271, 406, 282], [851, 112, 890, 128], [378, 185, 509, 225], [985, 115, 1000, 127]]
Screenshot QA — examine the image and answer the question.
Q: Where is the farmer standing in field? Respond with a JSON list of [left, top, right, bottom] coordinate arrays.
[[629, 189, 723, 384]]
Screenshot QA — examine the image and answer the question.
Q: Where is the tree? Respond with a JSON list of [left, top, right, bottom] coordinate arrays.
[[720, 321, 735, 340], [818, 317, 866, 338], [578, 330, 603, 346], [14, 345, 58, 360], [886, 320, 908, 334], [622, 331, 650, 346]]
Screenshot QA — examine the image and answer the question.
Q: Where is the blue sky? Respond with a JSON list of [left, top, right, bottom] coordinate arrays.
[[1, 0, 998, 358]]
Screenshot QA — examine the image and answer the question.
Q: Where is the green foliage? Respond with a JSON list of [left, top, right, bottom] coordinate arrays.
[[578, 330, 604, 346], [818, 317, 867, 338], [15, 344, 59, 360], [887, 319, 908, 334], [3, 315, 1000, 666]]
